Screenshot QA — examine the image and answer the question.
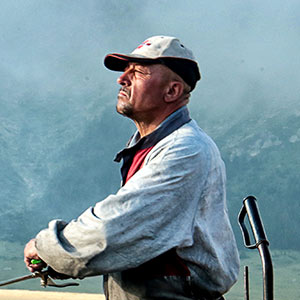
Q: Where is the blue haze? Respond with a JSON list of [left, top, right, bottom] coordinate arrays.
[[0, 0, 300, 251]]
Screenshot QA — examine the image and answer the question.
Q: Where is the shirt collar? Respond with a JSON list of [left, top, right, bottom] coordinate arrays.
[[114, 106, 191, 163]]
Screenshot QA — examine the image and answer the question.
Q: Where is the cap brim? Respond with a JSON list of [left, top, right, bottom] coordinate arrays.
[[104, 53, 160, 71], [104, 53, 201, 91]]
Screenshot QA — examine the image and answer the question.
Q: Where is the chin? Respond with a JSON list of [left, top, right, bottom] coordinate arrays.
[[116, 103, 134, 118]]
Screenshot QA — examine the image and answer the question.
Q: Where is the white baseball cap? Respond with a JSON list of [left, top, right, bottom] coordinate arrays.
[[104, 36, 201, 90]]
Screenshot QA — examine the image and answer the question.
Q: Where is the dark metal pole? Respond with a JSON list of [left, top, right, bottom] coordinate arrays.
[[238, 196, 274, 300], [244, 266, 249, 300], [257, 243, 274, 300]]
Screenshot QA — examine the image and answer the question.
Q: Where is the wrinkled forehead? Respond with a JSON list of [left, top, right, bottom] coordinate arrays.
[[125, 62, 176, 76], [125, 61, 157, 69]]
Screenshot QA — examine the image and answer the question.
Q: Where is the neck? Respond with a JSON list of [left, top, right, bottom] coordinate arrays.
[[133, 104, 186, 138], [133, 117, 165, 138]]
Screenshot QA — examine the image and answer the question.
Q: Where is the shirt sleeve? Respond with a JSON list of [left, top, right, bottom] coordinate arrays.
[[35, 128, 218, 278]]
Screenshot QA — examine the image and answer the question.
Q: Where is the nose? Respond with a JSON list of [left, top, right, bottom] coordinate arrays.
[[117, 69, 131, 86]]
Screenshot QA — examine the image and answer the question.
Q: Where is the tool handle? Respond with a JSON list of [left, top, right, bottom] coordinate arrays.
[[31, 259, 42, 264], [238, 195, 269, 249]]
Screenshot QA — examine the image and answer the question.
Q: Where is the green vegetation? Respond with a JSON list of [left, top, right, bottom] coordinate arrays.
[[227, 250, 300, 300]]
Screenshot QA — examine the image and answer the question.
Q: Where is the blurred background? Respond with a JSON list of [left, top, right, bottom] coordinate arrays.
[[0, 0, 299, 298]]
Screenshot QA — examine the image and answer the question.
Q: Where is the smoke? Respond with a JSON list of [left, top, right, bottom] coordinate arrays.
[[0, 0, 299, 245], [1, 0, 299, 106]]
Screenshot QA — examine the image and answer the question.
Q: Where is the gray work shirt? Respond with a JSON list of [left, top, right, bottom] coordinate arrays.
[[35, 106, 240, 296]]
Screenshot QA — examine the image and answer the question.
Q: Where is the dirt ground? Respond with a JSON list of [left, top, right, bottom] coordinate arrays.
[[0, 289, 105, 300]]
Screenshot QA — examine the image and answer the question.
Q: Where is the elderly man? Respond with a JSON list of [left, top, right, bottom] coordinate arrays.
[[24, 36, 239, 300]]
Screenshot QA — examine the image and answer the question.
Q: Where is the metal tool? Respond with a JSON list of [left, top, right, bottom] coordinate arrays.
[[238, 195, 274, 300], [0, 268, 79, 288]]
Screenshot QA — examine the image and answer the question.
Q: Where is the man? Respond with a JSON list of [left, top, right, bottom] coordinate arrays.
[[24, 36, 240, 300]]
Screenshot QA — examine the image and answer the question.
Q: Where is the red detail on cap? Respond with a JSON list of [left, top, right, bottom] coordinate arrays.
[[136, 40, 151, 49]]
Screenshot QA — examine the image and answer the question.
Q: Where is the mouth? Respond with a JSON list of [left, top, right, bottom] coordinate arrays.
[[118, 87, 131, 99]]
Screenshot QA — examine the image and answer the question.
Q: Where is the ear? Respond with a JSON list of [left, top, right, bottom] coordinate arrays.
[[164, 81, 184, 103]]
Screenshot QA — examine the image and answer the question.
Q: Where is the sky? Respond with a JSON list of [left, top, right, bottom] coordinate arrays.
[[1, 0, 299, 108]]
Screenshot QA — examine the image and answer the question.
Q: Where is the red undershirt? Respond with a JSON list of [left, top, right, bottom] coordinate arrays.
[[125, 147, 154, 183]]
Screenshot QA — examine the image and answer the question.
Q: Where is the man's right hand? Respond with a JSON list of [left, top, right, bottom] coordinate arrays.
[[24, 238, 47, 272]]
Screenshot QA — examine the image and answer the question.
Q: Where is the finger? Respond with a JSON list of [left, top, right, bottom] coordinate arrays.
[[28, 262, 45, 272], [24, 255, 39, 266], [27, 258, 47, 272]]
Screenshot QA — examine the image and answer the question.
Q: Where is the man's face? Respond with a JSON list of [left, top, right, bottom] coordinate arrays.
[[116, 63, 170, 120]]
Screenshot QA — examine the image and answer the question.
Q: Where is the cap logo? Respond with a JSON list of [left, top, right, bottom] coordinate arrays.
[[136, 40, 152, 49]]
